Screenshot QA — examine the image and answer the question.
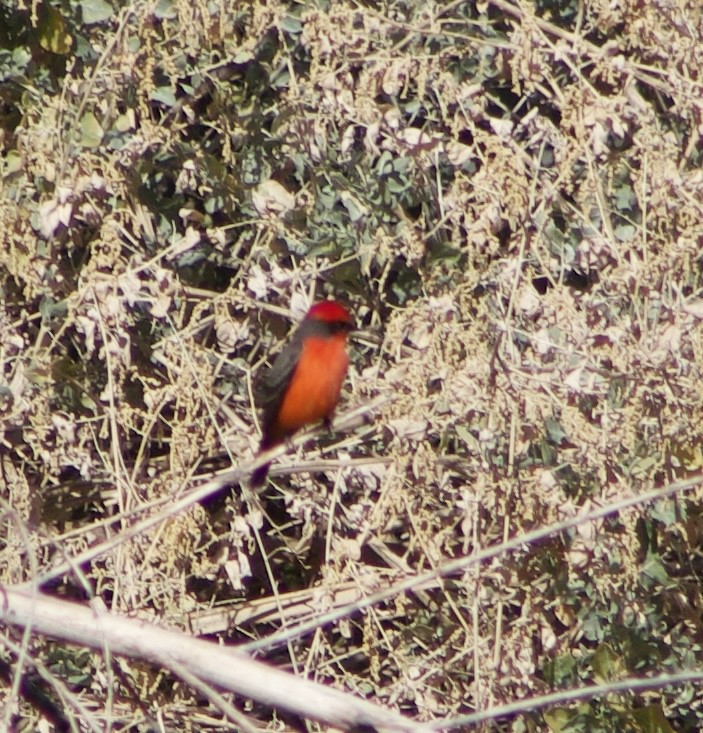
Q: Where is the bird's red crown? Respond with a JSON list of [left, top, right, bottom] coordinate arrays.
[[306, 300, 353, 325]]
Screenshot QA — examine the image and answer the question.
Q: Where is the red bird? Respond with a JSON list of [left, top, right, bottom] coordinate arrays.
[[251, 300, 355, 487]]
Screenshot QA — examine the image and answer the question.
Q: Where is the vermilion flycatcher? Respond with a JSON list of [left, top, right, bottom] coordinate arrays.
[[251, 300, 355, 486]]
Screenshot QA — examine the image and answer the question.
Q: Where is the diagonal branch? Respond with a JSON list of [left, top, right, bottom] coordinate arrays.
[[0, 586, 417, 732]]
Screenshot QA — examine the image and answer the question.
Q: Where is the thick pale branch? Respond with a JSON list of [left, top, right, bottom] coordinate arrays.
[[0, 586, 415, 732]]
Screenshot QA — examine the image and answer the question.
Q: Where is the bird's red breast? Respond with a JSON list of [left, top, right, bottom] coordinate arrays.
[[268, 332, 350, 442]]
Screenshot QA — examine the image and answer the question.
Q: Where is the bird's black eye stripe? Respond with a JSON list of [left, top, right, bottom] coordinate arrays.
[[331, 320, 354, 333]]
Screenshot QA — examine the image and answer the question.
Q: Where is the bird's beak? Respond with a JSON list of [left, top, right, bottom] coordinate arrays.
[[349, 328, 380, 347]]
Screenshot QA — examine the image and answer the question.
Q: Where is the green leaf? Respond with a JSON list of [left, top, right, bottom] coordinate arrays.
[[80, 111, 104, 147], [150, 86, 177, 107], [154, 0, 176, 20], [631, 704, 676, 733], [615, 224, 636, 241], [592, 642, 624, 684], [5, 150, 22, 174], [12, 46, 32, 69], [641, 553, 669, 585], [650, 498, 678, 525], [281, 14, 302, 33], [545, 417, 568, 444], [81, 0, 114, 24], [544, 653, 578, 687], [543, 707, 571, 732]]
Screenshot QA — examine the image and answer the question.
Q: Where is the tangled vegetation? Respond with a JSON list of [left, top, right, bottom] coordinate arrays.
[[2, 0, 703, 731]]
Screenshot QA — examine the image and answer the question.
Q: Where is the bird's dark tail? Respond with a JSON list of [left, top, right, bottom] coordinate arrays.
[[250, 460, 270, 488]]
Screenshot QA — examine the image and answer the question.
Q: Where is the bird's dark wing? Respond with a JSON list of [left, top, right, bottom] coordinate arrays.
[[255, 332, 304, 438]]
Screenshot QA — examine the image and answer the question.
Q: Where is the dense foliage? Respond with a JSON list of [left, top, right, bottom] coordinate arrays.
[[2, 0, 703, 730]]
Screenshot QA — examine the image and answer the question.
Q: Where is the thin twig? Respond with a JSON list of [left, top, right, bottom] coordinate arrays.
[[416, 671, 703, 730], [242, 474, 703, 653]]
